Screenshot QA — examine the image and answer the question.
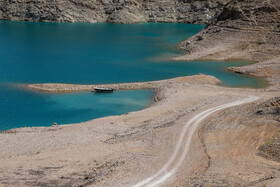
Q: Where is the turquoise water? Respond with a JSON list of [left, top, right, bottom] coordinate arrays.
[[0, 21, 265, 131], [0, 84, 153, 131]]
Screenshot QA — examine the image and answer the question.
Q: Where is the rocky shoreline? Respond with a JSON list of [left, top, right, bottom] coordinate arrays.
[[2, 75, 280, 186], [25, 75, 221, 93], [176, 0, 280, 90]]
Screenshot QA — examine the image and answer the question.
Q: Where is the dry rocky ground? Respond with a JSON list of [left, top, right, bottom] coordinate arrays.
[[176, 0, 280, 90], [1, 76, 280, 187]]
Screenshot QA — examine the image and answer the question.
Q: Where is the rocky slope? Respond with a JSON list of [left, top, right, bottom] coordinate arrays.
[[177, 0, 280, 88], [0, 0, 229, 24]]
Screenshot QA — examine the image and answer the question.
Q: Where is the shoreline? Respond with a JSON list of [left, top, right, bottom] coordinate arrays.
[[24, 75, 222, 93], [0, 53, 267, 133], [0, 29, 280, 187], [2, 55, 280, 186], [2, 31, 280, 186], [0, 69, 269, 133], [0, 75, 221, 133], [1, 74, 279, 186]]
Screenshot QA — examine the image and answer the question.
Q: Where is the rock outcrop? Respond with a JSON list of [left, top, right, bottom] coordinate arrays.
[[177, 0, 280, 88], [0, 0, 229, 24]]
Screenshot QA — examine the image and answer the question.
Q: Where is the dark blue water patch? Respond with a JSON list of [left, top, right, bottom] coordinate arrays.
[[0, 84, 153, 131]]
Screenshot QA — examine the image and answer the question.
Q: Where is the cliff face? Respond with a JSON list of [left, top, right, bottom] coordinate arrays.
[[177, 0, 280, 88], [0, 0, 229, 24], [215, 0, 280, 32]]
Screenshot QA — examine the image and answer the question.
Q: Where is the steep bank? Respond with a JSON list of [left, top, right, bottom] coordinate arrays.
[[0, 0, 229, 24], [177, 0, 280, 89]]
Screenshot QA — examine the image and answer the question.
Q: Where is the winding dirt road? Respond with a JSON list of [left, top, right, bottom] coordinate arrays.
[[132, 96, 259, 187]]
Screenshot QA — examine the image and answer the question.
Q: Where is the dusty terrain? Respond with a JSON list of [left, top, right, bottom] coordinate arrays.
[[1, 75, 280, 187], [1, 0, 280, 186]]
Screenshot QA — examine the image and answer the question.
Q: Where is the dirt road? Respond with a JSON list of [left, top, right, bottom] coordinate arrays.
[[132, 96, 259, 187]]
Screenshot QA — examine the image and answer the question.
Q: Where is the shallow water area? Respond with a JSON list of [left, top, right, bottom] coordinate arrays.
[[0, 21, 266, 130], [0, 84, 153, 131]]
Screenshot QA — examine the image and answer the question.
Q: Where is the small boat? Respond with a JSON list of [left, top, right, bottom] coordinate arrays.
[[93, 87, 115, 93]]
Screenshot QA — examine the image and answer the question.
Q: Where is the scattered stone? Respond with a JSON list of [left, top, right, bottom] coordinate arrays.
[[52, 122, 58, 127], [196, 35, 204, 41]]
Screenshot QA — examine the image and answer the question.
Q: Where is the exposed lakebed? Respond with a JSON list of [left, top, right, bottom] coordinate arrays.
[[0, 21, 265, 131]]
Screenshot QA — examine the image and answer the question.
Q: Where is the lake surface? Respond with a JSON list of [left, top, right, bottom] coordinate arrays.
[[0, 21, 266, 131], [0, 84, 153, 131]]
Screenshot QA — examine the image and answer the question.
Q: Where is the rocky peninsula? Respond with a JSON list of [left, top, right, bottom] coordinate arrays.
[[0, 0, 280, 186]]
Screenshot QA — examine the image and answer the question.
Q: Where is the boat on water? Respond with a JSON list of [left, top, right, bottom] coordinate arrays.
[[93, 87, 115, 93]]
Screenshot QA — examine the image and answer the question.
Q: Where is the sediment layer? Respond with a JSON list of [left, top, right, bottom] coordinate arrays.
[[0, 0, 229, 24], [176, 0, 280, 89]]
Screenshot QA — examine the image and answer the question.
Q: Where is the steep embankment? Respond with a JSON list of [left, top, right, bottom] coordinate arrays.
[[177, 0, 280, 89], [0, 0, 229, 24]]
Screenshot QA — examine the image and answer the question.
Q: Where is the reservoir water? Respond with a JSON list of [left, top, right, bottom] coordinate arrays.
[[0, 21, 266, 131]]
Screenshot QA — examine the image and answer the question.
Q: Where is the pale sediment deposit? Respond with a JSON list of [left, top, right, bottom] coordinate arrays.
[[25, 75, 221, 93]]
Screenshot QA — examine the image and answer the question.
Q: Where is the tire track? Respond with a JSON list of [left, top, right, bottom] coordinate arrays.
[[132, 96, 259, 187]]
